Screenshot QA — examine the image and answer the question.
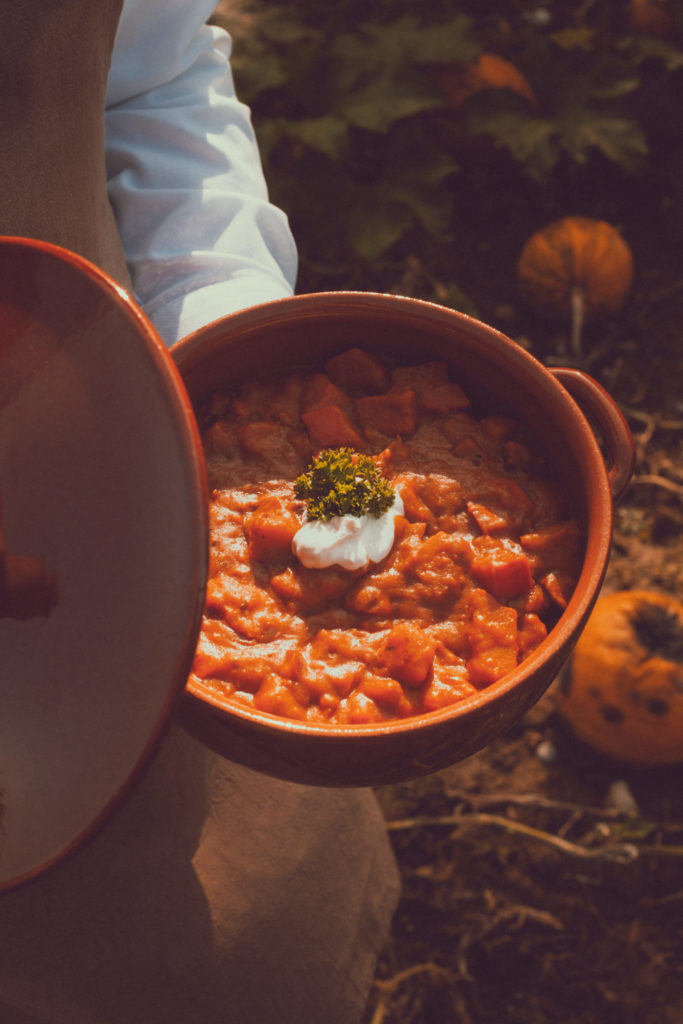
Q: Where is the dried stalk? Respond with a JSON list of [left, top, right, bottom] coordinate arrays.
[[630, 473, 683, 498], [369, 962, 463, 1024], [443, 789, 629, 819], [386, 811, 683, 864], [570, 285, 585, 357], [620, 406, 683, 431]]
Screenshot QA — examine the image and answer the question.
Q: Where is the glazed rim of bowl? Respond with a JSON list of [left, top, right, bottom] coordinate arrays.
[[176, 290, 613, 739]]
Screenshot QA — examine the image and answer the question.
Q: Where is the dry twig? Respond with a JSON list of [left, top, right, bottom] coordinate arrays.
[[369, 962, 466, 1024], [620, 406, 683, 431], [387, 811, 683, 864], [442, 789, 629, 819], [630, 473, 683, 498]]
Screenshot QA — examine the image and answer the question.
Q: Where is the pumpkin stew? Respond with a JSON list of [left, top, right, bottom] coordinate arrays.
[[189, 348, 583, 725]]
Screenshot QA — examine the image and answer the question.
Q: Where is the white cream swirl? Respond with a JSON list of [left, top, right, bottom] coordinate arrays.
[[292, 492, 404, 571]]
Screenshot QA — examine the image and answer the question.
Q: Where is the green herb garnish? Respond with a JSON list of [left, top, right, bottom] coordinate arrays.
[[294, 448, 395, 522]]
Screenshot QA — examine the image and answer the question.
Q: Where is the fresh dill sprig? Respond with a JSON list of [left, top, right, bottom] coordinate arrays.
[[294, 448, 395, 522]]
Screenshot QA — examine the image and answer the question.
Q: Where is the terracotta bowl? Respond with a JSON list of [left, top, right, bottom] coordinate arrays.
[[0, 238, 207, 891], [173, 291, 634, 788]]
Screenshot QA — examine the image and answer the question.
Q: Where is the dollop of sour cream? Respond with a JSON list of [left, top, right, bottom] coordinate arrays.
[[292, 492, 404, 571]]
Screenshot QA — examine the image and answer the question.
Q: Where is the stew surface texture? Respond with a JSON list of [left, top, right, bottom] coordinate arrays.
[[189, 348, 582, 725]]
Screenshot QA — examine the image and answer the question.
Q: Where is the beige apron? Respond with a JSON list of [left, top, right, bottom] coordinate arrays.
[[0, 725, 399, 1024]]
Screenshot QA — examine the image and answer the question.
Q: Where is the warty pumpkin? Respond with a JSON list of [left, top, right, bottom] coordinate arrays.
[[557, 590, 683, 766], [517, 216, 634, 353]]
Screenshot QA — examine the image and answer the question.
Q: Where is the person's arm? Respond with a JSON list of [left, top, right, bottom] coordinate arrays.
[[105, 1, 297, 347]]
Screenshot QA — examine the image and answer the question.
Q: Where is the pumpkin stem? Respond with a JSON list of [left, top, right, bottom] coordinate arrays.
[[570, 286, 585, 358], [632, 601, 683, 663]]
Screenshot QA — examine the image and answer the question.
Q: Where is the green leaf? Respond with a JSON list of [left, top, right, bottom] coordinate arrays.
[[360, 13, 480, 66], [379, 137, 458, 236], [387, 182, 454, 237], [436, 283, 479, 318], [329, 15, 478, 133], [248, 6, 321, 47], [339, 79, 443, 133], [551, 60, 641, 108], [587, 75, 642, 101], [231, 51, 287, 102], [549, 26, 596, 51], [282, 117, 349, 160], [250, 117, 294, 163], [559, 111, 649, 170], [467, 106, 559, 181], [619, 35, 683, 71], [345, 193, 413, 261]]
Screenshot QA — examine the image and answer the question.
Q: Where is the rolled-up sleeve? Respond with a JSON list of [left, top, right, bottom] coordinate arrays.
[[105, 0, 297, 347]]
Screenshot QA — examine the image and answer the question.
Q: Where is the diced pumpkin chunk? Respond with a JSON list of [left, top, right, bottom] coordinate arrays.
[[324, 348, 389, 394], [398, 479, 436, 525], [466, 589, 519, 686], [422, 382, 471, 414], [378, 621, 437, 687], [467, 645, 518, 687], [541, 571, 576, 609], [470, 539, 534, 601], [355, 389, 418, 437], [392, 361, 470, 413], [244, 499, 300, 562], [410, 532, 468, 592], [480, 415, 517, 443], [189, 617, 237, 680], [344, 691, 385, 723], [271, 565, 354, 615], [467, 501, 511, 535], [205, 573, 291, 642], [412, 473, 465, 519], [517, 612, 548, 657], [301, 404, 364, 448], [358, 673, 405, 710], [438, 410, 479, 444], [422, 670, 476, 711], [301, 373, 352, 413], [192, 619, 286, 690], [255, 674, 308, 720]]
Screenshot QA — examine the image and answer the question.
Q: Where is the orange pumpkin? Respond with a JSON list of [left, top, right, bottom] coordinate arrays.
[[557, 590, 683, 765], [517, 217, 634, 324], [435, 53, 538, 111], [629, 0, 676, 38]]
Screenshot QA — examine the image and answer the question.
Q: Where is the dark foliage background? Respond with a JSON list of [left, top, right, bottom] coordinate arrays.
[[214, 0, 683, 333]]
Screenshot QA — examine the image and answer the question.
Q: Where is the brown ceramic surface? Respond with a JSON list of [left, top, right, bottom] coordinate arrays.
[[0, 238, 208, 892], [174, 291, 634, 788]]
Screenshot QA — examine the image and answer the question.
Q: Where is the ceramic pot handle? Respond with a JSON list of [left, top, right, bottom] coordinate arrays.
[[550, 367, 635, 504]]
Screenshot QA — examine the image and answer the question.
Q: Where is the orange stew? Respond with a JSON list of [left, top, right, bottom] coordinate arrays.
[[189, 348, 582, 725]]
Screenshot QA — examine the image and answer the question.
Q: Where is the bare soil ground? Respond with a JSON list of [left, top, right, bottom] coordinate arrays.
[[361, 206, 683, 1023]]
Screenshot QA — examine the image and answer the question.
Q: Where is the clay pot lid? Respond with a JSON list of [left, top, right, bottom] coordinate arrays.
[[0, 237, 208, 892]]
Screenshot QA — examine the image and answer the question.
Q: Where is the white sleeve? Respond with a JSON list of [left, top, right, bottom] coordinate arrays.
[[105, 1, 297, 347]]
